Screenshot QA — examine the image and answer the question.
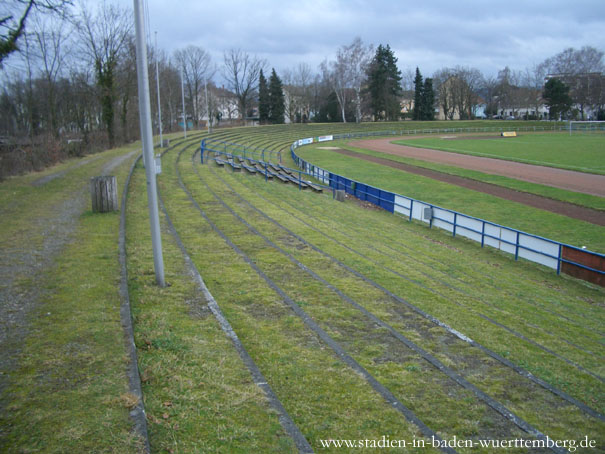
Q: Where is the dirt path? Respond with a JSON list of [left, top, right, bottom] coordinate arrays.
[[351, 138, 605, 197], [0, 150, 138, 399], [333, 147, 605, 226]]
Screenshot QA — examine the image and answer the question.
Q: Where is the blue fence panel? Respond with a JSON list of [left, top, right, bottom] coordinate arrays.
[[366, 186, 380, 206], [329, 173, 336, 189], [355, 183, 368, 201], [337, 176, 353, 194], [379, 190, 395, 213]]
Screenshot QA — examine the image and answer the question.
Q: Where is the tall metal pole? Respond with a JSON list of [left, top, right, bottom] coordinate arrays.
[[155, 31, 163, 147], [205, 80, 210, 134], [181, 67, 187, 138], [133, 0, 165, 287]]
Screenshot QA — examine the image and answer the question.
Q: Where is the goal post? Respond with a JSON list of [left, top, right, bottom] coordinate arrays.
[[568, 120, 605, 135]]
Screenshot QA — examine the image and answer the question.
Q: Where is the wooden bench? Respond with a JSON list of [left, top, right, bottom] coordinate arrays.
[[228, 160, 242, 172], [255, 164, 273, 179], [280, 172, 309, 189], [269, 169, 289, 183], [307, 182, 324, 193], [242, 163, 257, 174]]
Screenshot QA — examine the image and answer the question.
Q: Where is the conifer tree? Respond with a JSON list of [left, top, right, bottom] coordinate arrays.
[[422, 78, 435, 120], [543, 78, 572, 120], [366, 44, 402, 121], [268, 68, 285, 124], [413, 67, 423, 120], [258, 69, 269, 124]]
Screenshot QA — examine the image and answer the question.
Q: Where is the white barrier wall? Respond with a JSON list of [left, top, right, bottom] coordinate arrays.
[[518, 234, 560, 269]]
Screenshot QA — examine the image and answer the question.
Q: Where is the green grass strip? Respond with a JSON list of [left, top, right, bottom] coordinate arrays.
[[392, 134, 605, 174]]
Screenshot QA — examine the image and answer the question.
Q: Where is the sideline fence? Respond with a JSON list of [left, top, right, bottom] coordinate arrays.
[[201, 131, 605, 287]]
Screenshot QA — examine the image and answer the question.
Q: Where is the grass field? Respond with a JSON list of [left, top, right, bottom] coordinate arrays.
[[2, 122, 604, 453], [392, 133, 605, 174]]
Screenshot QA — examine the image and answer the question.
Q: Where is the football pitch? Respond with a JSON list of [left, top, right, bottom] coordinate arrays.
[[393, 133, 605, 174]]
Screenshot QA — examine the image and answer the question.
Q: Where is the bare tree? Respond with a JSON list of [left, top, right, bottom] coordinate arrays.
[[63, 66, 97, 142], [481, 75, 499, 118], [434, 66, 483, 119], [115, 35, 137, 142], [496, 66, 525, 117], [453, 66, 483, 119], [322, 38, 373, 123], [222, 48, 265, 121], [433, 68, 455, 120], [0, 0, 72, 65], [540, 46, 604, 76], [523, 64, 547, 119], [539, 46, 605, 119], [30, 16, 69, 136], [320, 57, 349, 122], [295, 62, 313, 121], [174, 45, 213, 128], [77, 1, 132, 148], [282, 62, 314, 123], [344, 37, 373, 123]]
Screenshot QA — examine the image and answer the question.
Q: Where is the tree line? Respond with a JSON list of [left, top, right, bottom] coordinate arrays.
[[1, 1, 604, 177]]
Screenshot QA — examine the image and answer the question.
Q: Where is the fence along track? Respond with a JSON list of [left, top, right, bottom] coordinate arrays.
[[154, 139, 314, 453], [296, 191, 605, 340], [190, 153, 575, 452], [173, 146, 460, 454], [192, 151, 604, 423]]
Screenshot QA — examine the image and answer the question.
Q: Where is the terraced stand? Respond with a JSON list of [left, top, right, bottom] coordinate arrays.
[[124, 124, 603, 452]]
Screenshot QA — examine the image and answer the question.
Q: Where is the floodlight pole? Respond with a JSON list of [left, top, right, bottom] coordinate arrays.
[[155, 31, 163, 147], [133, 0, 165, 287], [181, 67, 187, 138], [205, 80, 210, 134]]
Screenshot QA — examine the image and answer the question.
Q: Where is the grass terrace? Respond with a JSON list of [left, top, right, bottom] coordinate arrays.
[[1, 122, 603, 453]]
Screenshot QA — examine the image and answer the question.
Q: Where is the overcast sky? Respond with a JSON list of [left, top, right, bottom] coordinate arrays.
[[143, 0, 605, 81], [3, 0, 603, 84]]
